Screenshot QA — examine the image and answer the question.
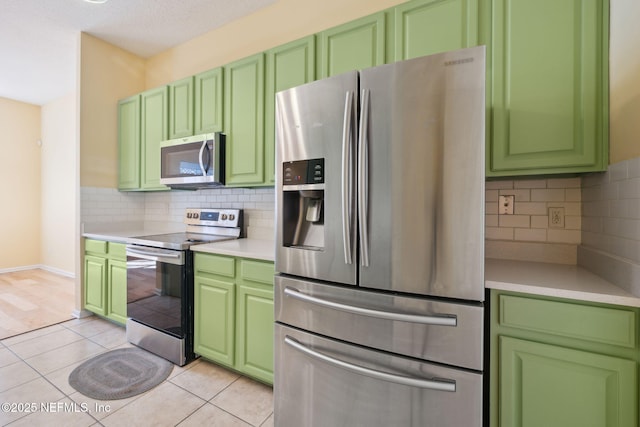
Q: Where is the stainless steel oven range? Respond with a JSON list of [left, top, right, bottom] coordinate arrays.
[[125, 208, 242, 366]]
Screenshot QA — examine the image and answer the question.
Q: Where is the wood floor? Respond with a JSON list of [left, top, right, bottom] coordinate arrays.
[[0, 269, 75, 339]]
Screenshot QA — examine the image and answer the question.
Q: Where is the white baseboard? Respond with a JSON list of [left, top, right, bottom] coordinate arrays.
[[0, 264, 75, 278]]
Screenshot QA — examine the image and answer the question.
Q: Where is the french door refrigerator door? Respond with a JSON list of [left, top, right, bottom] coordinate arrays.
[[275, 323, 483, 427], [358, 46, 486, 301], [275, 71, 358, 286]]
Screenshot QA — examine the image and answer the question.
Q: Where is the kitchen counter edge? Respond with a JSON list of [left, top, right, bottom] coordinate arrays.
[[191, 239, 275, 262], [83, 232, 275, 262], [485, 258, 640, 308]]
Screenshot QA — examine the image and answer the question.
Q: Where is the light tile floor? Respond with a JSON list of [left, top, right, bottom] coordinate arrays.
[[0, 316, 274, 427]]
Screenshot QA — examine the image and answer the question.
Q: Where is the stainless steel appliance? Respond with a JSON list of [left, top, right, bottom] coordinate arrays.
[[274, 46, 486, 426], [126, 208, 242, 366], [160, 132, 225, 189]]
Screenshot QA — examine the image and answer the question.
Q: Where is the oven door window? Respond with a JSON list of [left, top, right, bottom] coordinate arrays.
[[161, 141, 213, 179], [127, 254, 186, 338]]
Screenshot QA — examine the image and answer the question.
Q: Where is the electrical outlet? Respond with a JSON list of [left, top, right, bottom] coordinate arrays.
[[549, 207, 565, 228], [499, 195, 515, 215]]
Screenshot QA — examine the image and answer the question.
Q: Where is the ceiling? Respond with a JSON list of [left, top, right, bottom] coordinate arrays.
[[0, 0, 275, 106]]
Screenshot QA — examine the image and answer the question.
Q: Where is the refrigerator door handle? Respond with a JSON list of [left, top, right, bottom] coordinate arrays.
[[284, 287, 457, 326], [341, 91, 354, 265], [284, 335, 456, 392], [358, 89, 370, 267]]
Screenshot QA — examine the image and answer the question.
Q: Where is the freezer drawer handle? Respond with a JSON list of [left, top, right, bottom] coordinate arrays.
[[284, 287, 457, 326], [284, 336, 456, 392]]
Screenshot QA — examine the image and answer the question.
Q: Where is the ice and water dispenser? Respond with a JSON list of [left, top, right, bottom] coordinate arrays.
[[281, 158, 325, 250]]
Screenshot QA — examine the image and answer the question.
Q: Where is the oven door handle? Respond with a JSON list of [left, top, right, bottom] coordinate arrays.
[[284, 336, 456, 392], [284, 287, 457, 326], [126, 246, 184, 265]]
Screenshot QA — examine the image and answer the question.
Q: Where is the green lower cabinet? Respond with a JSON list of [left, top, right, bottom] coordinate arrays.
[[83, 240, 127, 325], [491, 290, 639, 427], [193, 276, 236, 367], [500, 336, 636, 427], [84, 254, 107, 315], [106, 259, 128, 324], [235, 283, 274, 384], [194, 253, 275, 384]]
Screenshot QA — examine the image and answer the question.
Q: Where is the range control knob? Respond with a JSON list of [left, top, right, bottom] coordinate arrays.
[[193, 213, 199, 219], [229, 214, 235, 221], [221, 214, 228, 220]]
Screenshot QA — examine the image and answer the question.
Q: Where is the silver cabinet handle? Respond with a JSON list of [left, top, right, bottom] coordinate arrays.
[[358, 89, 370, 267], [284, 287, 457, 326], [198, 140, 207, 176], [284, 336, 456, 392], [341, 91, 354, 265]]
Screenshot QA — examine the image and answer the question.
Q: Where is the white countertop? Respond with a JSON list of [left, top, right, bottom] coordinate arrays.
[[191, 238, 275, 262], [485, 258, 640, 307], [83, 228, 275, 262]]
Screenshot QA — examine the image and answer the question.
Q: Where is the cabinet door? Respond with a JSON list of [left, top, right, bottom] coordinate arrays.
[[169, 76, 195, 139], [265, 36, 316, 185], [140, 86, 169, 190], [393, 0, 479, 61], [319, 12, 386, 78], [194, 68, 224, 134], [224, 54, 265, 186], [487, 0, 609, 176], [235, 283, 274, 384], [117, 94, 141, 190], [500, 336, 637, 427], [84, 255, 107, 315], [107, 259, 127, 325], [194, 276, 236, 367]]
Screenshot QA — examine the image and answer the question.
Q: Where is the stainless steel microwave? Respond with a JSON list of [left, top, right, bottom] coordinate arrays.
[[160, 133, 225, 189]]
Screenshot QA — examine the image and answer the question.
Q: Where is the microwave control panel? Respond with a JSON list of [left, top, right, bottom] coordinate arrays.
[[283, 158, 324, 185]]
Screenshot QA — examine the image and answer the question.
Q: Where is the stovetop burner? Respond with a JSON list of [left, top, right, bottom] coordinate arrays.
[[128, 208, 243, 250]]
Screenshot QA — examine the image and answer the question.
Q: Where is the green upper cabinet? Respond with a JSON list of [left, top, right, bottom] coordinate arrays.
[[486, 0, 609, 176], [224, 53, 265, 187], [265, 36, 316, 185], [140, 86, 169, 190], [318, 12, 386, 78], [117, 94, 141, 190], [194, 67, 224, 134], [169, 76, 194, 139], [394, 0, 479, 61]]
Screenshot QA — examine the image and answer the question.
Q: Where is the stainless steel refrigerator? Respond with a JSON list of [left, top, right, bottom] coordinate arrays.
[[274, 46, 486, 427]]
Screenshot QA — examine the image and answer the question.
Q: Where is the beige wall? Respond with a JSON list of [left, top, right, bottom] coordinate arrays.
[[146, 0, 405, 87], [41, 93, 77, 275], [79, 33, 145, 188], [0, 97, 41, 270], [610, 0, 640, 163]]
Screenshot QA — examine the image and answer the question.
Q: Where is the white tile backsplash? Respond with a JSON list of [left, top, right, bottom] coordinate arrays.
[[81, 186, 275, 238], [485, 177, 582, 245]]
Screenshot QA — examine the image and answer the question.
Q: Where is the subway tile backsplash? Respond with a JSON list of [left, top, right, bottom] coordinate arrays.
[[81, 186, 275, 238], [485, 177, 582, 245], [581, 157, 640, 264]]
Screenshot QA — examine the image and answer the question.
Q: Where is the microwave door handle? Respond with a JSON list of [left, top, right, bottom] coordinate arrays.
[[198, 140, 208, 176]]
